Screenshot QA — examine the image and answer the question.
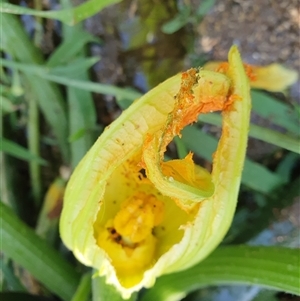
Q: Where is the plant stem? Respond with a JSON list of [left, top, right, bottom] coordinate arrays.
[[33, 0, 43, 48], [28, 95, 41, 206]]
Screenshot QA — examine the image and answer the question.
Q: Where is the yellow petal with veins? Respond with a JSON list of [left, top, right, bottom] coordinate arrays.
[[204, 61, 298, 92], [250, 63, 298, 92], [60, 46, 251, 299]]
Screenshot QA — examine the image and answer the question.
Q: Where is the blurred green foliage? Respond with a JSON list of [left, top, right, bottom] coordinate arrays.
[[0, 1, 299, 301]]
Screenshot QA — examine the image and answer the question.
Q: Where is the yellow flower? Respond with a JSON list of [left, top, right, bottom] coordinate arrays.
[[60, 46, 251, 299], [204, 61, 298, 92]]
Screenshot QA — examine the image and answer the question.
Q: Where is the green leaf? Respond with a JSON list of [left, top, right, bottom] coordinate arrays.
[[174, 136, 188, 159], [196, 0, 216, 16], [10, 68, 23, 97], [67, 73, 98, 168], [27, 85, 42, 204], [1, 13, 69, 162], [47, 29, 99, 67], [0, 258, 26, 292], [228, 176, 300, 244], [251, 90, 299, 135], [0, 0, 122, 25], [0, 59, 142, 101], [161, 6, 190, 34], [1, 138, 47, 165], [44, 73, 141, 101], [249, 123, 300, 154], [199, 113, 300, 154], [50, 57, 101, 77], [275, 152, 299, 182], [68, 128, 87, 143], [71, 272, 91, 301], [0, 96, 17, 115], [141, 246, 300, 301], [56, 7, 99, 169], [181, 126, 285, 194], [0, 202, 81, 301], [243, 159, 285, 193], [25, 75, 69, 162]]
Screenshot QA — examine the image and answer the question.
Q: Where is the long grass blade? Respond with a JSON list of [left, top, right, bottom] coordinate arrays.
[[27, 91, 41, 204], [199, 113, 300, 154], [58, 1, 99, 169], [0, 258, 26, 292], [0, 202, 80, 301], [1, 138, 47, 165], [251, 90, 299, 135], [46, 30, 99, 67], [71, 272, 92, 301], [1, 13, 69, 162], [0, 59, 142, 101], [0, 0, 121, 25], [141, 246, 300, 301]]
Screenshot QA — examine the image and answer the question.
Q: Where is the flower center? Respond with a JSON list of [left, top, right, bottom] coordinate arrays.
[[114, 192, 164, 244], [95, 192, 164, 286]]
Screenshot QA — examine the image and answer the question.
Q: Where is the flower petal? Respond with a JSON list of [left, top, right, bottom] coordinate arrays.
[[204, 61, 298, 92], [60, 45, 251, 299], [250, 63, 298, 92], [142, 69, 231, 210]]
